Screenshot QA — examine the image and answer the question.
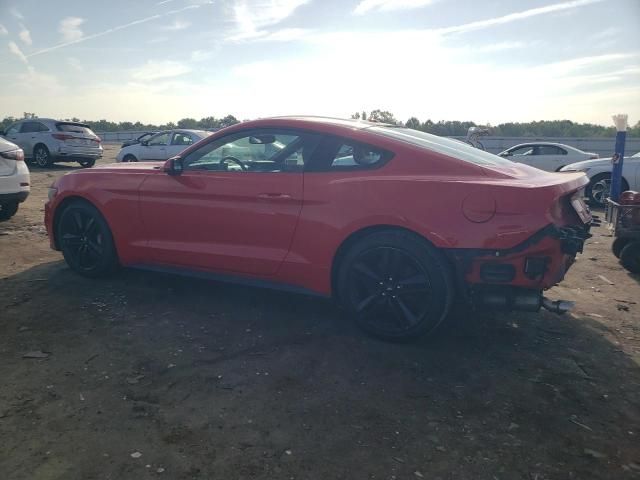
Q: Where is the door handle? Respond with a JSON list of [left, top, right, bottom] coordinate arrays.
[[257, 193, 292, 201]]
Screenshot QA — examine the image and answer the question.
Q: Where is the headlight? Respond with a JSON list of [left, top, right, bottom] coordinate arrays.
[[47, 187, 58, 201]]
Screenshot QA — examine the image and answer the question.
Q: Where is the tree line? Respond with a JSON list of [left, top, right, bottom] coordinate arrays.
[[0, 114, 241, 133], [2, 111, 638, 137], [353, 110, 640, 137]]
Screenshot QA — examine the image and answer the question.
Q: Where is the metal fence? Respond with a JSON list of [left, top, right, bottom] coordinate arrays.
[[97, 130, 640, 158]]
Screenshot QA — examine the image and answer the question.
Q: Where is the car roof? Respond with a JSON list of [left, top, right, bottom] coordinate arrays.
[[237, 116, 394, 131]]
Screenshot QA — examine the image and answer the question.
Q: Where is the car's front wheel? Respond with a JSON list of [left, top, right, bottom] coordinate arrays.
[[57, 201, 119, 277], [122, 154, 138, 163], [33, 145, 52, 168], [78, 158, 96, 168], [337, 230, 454, 341], [0, 202, 19, 221]]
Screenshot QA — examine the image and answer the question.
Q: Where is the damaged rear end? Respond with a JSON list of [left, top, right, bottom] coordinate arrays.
[[450, 167, 591, 314]]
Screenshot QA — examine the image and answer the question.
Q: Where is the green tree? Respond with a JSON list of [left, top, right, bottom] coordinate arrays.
[[177, 118, 199, 129], [367, 109, 397, 124], [405, 117, 421, 130], [219, 115, 239, 128]]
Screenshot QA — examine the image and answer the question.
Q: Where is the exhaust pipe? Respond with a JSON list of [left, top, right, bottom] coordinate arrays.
[[542, 297, 574, 314]]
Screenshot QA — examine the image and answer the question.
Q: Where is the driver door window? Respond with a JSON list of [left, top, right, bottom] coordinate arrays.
[[510, 146, 534, 156], [148, 132, 171, 146], [183, 130, 314, 173], [141, 132, 171, 160]]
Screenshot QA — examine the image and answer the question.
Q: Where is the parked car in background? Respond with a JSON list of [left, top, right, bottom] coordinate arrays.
[[1, 118, 102, 168], [121, 132, 158, 148], [560, 152, 640, 207], [46, 116, 592, 341], [0, 137, 29, 221], [498, 142, 598, 172], [116, 129, 212, 162]]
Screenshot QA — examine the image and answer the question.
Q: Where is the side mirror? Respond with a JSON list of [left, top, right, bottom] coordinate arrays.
[[499, 152, 511, 157], [163, 157, 183, 176]]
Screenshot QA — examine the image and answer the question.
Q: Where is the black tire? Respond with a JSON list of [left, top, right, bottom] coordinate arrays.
[[620, 241, 640, 274], [586, 173, 629, 208], [57, 201, 119, 277], [0, 202, 19, 221], [612, 238, 629, 259], [78, 158, 96, 168], [33, 144, 53, 168], [337, 230, 454, 341], [122, 154, 137, 163]]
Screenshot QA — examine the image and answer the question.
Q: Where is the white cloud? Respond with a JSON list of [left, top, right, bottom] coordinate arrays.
[[28, 4, 206, 59], [162, 19, 191, 31], [229, 27, 309, 43], [19, 24, 32, 45], [230, 0, 309, 40], [354, 0, 435, 15], [0, 24, 8, 36], [437, 0, 604, 36], [59, 17, 85, 42], [131, 60, 192, 81], [67, 57, 83, 72], [10, 7, 24, 20], [8, 41, 28, 64]]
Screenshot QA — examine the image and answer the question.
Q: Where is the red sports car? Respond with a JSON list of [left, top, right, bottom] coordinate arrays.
[[45, 117, 592, 340]]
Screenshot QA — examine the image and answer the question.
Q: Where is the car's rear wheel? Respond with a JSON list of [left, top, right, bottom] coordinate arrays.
[[78, 158, 96, 168], [620, 241, 640, 274], [123, 154, 138, 163], [0, 202, 19, 221], [612, 238, 629, 259], [34, 145, 52, 168], [57, 202, 118, 277], [337, 230, 454, 341]]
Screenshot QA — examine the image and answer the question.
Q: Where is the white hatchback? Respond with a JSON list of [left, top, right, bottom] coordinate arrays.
[[0, 137, 30, 221]]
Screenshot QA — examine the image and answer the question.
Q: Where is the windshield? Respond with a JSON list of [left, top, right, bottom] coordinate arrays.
[[368, 126, 515, 167]]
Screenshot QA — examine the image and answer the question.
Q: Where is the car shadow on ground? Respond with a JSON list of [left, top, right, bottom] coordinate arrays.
[[1, 261, 639, 480]]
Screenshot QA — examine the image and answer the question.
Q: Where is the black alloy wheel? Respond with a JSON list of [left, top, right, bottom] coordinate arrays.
[[338, 231, 453, 341], [57, 202, 118, 277]]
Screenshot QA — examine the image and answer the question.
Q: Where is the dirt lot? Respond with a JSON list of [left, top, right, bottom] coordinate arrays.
[[1, 145, 639, 480]]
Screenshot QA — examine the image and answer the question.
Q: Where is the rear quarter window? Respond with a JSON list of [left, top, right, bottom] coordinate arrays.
[[369, 126, 514, 167]]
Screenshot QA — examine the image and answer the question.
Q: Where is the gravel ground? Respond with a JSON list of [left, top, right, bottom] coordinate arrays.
[[0, 145, 639, 480]]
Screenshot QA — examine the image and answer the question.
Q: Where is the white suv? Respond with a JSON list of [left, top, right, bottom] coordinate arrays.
[[0, 138, 29, 221], [2, 118, 103, 168]]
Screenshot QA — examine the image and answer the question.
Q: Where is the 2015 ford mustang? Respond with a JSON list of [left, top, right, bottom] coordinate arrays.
[[45, 117, 591, 340]]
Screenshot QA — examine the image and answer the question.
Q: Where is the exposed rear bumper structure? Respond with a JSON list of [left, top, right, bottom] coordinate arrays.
[[448, 222, 591, 314]]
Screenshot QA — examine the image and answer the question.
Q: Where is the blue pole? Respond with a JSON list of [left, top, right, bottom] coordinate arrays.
[[610, 130, 626, 202]]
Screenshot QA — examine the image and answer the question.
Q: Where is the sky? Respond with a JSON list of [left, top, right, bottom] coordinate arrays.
[[0, 0, 639, 126]]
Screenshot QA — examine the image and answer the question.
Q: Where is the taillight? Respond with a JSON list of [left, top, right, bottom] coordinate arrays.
[[0, 149, 24, 161], [52, 133, 75, 141]]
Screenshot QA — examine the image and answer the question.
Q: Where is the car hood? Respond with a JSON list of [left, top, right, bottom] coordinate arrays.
[[560, 158, 611, 171]]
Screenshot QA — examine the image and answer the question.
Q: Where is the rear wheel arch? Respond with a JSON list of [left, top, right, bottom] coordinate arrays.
[[330, 225, 449, 299]]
